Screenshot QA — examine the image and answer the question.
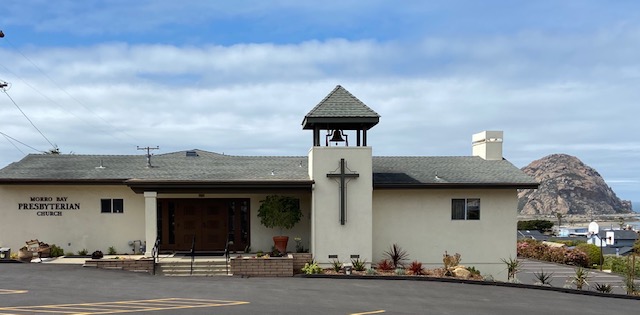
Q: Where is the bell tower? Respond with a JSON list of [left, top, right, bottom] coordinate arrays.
[[302, 85, 379, 267], [302, 85, 380, 147]]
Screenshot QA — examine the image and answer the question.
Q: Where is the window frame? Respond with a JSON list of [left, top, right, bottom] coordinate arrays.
[[101, 198, 124, 214], [451, 198, 480, 220]]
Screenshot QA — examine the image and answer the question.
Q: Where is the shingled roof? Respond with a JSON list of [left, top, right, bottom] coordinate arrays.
[[302, 85, 380, 130], [373, 156, 538, 188], [0, 150, 537, 190]]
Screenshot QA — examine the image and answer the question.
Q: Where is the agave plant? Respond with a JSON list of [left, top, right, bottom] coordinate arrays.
[[533, 269, 554, 286], [331, 259, 342, 273], [594, 282, 612, 293]]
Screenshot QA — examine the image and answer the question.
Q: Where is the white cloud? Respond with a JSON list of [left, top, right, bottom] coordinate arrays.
[[1, 18, 640, 200]]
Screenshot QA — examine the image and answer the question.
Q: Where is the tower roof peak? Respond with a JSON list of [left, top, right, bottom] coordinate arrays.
[[302, 85, 380, 130]]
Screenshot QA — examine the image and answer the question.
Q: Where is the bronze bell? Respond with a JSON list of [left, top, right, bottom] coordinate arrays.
[[329, 130, 345, 142]]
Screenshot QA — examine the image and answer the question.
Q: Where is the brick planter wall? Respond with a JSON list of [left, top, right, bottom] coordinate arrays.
[[90, 259, 154, 273], [292, 253, 313, 274], [231, 255, 293, 277]]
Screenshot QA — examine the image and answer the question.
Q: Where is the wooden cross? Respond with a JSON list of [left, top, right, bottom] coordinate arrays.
[[327, 158, 359, 225]]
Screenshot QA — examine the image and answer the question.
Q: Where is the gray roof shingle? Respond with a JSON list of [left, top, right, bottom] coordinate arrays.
[[304, 85, 380, 118], [0, 150, 537, 188], [302, 85, 380, 130], [373, 156, 538, 187]]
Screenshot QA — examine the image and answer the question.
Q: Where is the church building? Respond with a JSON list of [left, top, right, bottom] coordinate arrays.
[[0, 85, 537, 279]]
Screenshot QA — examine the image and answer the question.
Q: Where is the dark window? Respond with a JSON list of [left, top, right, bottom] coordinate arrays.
[[101, 199, 112, 213], [101, 199, 124, 214], [451, 198, 480, 220], [113, 199, 124, 213]]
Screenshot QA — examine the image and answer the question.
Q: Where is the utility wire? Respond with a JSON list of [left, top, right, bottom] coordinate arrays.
[[0, 131, 44, 153], [1, 89, 56, 149], [1, 133, 26, 155], [2, 37, 139, 145]]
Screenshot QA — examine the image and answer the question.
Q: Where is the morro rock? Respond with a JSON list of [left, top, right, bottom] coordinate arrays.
[[518, 154, 632, 215]]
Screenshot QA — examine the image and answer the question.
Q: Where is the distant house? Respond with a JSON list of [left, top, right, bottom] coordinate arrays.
[[517, 230, 550, 241], [587, 229, 639, 256], [558, 227, 589, 237]]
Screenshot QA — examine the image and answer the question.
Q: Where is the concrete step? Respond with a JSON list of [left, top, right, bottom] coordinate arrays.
[[83, 260, 97, 268], [158, 260, 230, 276]]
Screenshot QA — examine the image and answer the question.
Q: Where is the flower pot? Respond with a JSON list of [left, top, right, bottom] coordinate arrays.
[[273, 236, 289, 254]]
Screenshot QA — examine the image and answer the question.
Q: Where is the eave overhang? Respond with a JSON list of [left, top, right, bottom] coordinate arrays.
[[302, 117, 380, 130], [373, 182, 540, 190], [0, 178, 127, 185], [125, 179, 314, 194]]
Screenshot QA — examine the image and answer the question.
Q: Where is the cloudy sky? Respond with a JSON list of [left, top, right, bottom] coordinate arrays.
[[0, 1, 639, 203]]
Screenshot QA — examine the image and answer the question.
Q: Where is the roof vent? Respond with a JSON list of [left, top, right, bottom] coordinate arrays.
[[186, 150, 198, 157], [95, 159, 106, 169]]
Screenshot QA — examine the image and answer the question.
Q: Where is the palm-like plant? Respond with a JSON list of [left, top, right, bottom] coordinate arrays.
[[571, 267, 590, 290], [384, 243, 409, 269], [501, 257, 520, 281]]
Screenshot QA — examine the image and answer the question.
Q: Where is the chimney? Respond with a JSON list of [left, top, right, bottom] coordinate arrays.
[[472, 131, 503, 160]]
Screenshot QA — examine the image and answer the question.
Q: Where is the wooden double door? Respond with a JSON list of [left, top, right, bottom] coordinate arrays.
[[157, 198, 250, 252]]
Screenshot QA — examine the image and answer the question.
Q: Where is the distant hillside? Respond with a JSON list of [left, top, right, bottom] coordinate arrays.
[[518, 154, 632, 215]]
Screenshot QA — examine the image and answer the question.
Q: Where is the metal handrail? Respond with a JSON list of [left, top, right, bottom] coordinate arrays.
[[225, 237, 233, 275], [189, 235, 196, 275], [151, 236, 160, 275]]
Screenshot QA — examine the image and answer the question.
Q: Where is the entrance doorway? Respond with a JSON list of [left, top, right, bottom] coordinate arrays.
[[156, 198, 250, 252]]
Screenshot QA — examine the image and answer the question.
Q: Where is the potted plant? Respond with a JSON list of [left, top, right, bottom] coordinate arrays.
[[257, 195, 302, 254]]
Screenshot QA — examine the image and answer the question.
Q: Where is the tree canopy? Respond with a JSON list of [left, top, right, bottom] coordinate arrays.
[[517, 219, 554, 232]]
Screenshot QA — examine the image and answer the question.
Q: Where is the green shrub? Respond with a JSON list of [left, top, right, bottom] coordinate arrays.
[[517, 220, 554, 232], [603, 256, 640, 277], [351, 258, 367, 271], [467, 266, 481, 276], [331, 259, 342, 272], [575, 243, 601, 267], [49, 244, 64, 257], [77, 249, 88, 256], [516, 240, 588, 267], [301, 262, 322, 274], [107, 246, 117, 255]]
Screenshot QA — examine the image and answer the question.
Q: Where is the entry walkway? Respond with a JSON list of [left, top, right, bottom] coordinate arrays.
[[518, 259, 630, 294]]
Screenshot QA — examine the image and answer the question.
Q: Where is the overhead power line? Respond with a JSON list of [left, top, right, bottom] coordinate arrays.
[[0, 131, 44, 153], [1, 89, 57, 150], [1, 35, 139, 146]]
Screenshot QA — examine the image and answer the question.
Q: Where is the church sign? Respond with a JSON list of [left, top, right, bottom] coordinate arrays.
[[18, 196, 80, 216]]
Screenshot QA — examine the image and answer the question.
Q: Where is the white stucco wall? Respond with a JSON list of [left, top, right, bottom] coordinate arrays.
[[0, 185, 145, 255], [250, 193, 311, 253], [0, 188, 312, 256], [309, 146, 373, 266], [372, 189, 518, 281]]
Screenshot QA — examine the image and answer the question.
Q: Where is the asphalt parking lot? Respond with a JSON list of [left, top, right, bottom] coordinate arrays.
[[0, 263, 638, 315], [518, 259, 632, 295]]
